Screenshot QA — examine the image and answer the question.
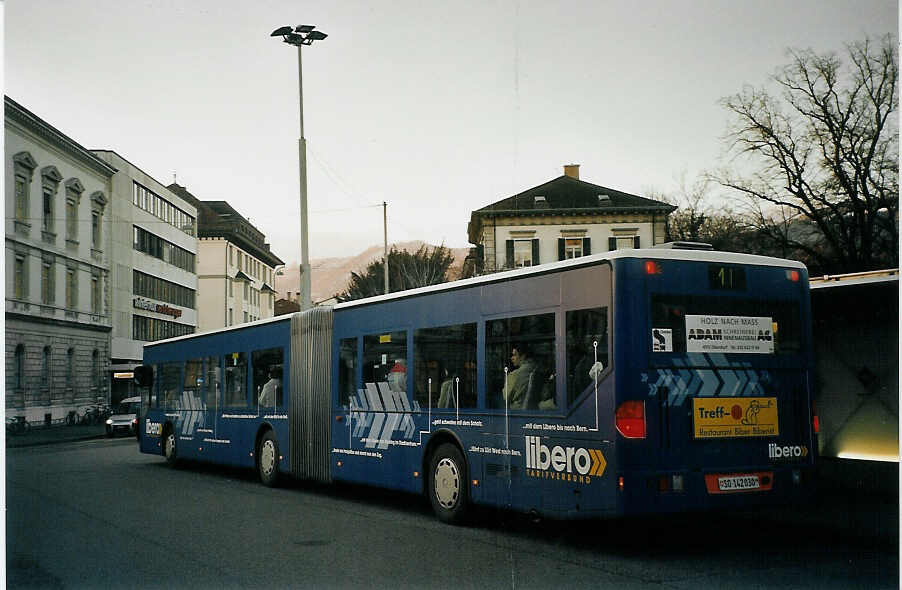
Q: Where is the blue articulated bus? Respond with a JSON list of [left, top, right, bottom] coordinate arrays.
[[137, 245, 818, 523]]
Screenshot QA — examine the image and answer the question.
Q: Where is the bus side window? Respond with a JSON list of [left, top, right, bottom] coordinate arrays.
[[253, 347, 284, 410], [566, 307, 609, 406], [184, 359, 203, 405], [204, 356, 220, 413], [363, 331, 407, 394], [486, 313, 556, 411], [338, 338, 358, 407], [413, 323, 477, 409], [224, 352, 248, 409], [160, 362, 182, 410]]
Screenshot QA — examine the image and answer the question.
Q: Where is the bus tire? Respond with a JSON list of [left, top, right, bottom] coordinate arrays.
[[163, 426, 178, 466], [258, 430, 280, 487], [428, 443, 469, 524]]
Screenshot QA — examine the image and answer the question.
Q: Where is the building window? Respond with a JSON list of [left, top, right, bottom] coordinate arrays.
[[40, 165, 62, 239], [229, 246, 234, 266], [243, 311, 248, 323], [65, 178, 84, 244], [43, 187, 54, 232], [229, 308, 233, 325], [15, 344, 25, 390], [132, 181, 194, 237], [13, 152, 37, 230], [90, 192, 106, 251], [512, 239, 539, 268], [558, 237, 591, 260], [66, 267, 78, 309], [14, 254, 28, 300], [91, 275, 101, 314], [133, 226, 195, 272], [42, 259, 55, 304], [15, 176, 29, 223], [229, 279, 233, 297], [608, 236, 640, 250], [92, 211, 101, 248]]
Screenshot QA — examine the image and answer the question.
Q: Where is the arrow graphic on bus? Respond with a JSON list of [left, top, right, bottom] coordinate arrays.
[[642, 353, 765, 406], [349, 382, 418, 450]]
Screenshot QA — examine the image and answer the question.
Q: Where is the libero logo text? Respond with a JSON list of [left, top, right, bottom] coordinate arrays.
[[524, 436, 606, 483]]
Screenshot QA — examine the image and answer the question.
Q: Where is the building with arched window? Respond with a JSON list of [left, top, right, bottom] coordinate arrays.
[[5, 97, 115, 424]]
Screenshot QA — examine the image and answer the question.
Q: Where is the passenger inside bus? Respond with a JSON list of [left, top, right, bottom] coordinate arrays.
[[503, 344, 537, 409], [437, 368, 456, 408], [258, 365, 282, 407]]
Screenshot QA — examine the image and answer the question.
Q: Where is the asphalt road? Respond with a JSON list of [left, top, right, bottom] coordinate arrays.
[[6, 439, 898, 589]]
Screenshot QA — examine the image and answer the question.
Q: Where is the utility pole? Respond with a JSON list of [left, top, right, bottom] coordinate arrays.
[[383, 201, 389, 295]]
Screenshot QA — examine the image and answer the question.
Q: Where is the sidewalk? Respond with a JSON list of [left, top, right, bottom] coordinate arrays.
[[5, 423, 107, 448]]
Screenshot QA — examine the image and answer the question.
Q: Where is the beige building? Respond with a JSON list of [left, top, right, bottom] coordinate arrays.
[[467, 164, 675, 273], [168, 184, 284, 332], [5, 97, 116, 422]]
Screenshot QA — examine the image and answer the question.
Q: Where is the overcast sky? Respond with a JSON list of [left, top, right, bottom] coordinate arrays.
[[5, 1, 898, 263]]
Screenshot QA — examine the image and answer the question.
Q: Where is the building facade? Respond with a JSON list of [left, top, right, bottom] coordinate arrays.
[[168, 184, 284, 332], [5, 97, 116, 423], [92, 151, 199, 404], [467, 164, 675, 273]]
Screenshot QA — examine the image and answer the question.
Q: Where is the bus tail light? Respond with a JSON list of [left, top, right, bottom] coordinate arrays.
[[645, 260, 662, 275], [616, 401, 646, 439], [812, 402, 820, 434], [786, 269, 800, 282]]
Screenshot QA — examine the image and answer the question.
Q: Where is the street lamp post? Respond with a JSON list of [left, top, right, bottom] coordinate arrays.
[[270, 24, 328, 311]]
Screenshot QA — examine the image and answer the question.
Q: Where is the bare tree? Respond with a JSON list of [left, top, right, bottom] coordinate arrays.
[[652, 177, 756, 253], [715, 35, 898, 274]]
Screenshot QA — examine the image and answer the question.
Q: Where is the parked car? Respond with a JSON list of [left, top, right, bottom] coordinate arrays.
[[106, 396, 140, 438]]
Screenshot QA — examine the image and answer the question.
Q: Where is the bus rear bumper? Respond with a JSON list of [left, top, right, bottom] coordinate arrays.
[[617, 466, 815, 516]]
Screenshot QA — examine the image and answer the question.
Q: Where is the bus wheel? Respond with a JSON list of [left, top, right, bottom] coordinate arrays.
[[428, 443, 469, 524], [163, 427, 178, 466], [258, 430, 280, 487]]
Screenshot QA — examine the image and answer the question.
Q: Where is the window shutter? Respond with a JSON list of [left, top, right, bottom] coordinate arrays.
[[505, 240, 514, 268], [608, 237, 617, 251], [583, 237, 591, 256], [531, 239, 540, 265], [634, 236, 641, 249], [558, 238, 565, 261]]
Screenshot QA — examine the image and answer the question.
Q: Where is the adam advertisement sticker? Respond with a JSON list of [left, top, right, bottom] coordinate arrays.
[[685, 315, 774, 354]]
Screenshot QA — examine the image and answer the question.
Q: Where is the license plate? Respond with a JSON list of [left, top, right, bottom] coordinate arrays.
[[718, 475, 760, 491]]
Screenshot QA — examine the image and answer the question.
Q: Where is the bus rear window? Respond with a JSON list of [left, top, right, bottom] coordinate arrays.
[[651, 294, 801, 355]]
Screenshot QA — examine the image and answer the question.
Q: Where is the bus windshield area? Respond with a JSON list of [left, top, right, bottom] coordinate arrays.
[[651, 294, 802, 355]]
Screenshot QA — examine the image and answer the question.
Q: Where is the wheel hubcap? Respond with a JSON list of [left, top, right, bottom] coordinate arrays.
[[434, 457, 460, 509], [165, 434, 175, 458], [261, 440, 275, 476]]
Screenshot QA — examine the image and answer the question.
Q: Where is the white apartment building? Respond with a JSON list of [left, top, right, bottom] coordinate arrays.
[[467, 164, 675, 273], [92, 151, 198, 403], [168, 184, 283, 332], [5, 97, 116, 423]]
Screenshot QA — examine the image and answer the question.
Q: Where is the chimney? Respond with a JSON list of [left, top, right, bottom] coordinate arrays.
[[564, 164, 580, 179]]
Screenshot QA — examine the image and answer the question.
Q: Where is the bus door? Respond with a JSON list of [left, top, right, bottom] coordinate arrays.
[[219, 351, 252, 463], [202, 356, 221, 457]]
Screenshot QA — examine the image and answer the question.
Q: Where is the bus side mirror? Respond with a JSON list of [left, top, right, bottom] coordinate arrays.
[[134, 365, 154, 388]]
